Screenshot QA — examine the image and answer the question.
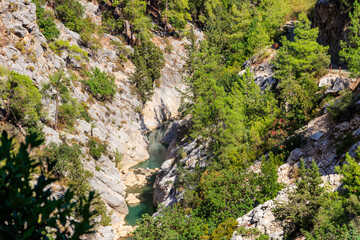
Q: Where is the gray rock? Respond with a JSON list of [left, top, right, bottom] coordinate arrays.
[[348, 141, 360, 158], [311, 131, 324, 141], [161, 122, 179, 144], [325, 77, 350, 95], [287, 148, 305, 164], [94, 226, 115, 240], [319, 76, 333, 87], [353, 128, 360, 138]]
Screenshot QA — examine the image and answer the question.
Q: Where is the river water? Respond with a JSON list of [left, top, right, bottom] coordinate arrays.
[[124, 125, 168, 226]]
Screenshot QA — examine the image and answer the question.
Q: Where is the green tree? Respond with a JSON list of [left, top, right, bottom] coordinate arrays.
[[42, 70, 71, 130], [340, 0, 360, 76], [274, 160, 326, 235], [274, 13, 330, 123], [336, 152, 360, 197], [123, 0, 152, 42], [0, 70, 42, 128], [131, 39, 165, 103], [160, 0, 192, 30], [0, 131, 96, 239], [85, 67, 117, 101]]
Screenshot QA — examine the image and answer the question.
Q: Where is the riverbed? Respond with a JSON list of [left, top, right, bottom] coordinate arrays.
[[124, 125, 168, 226]]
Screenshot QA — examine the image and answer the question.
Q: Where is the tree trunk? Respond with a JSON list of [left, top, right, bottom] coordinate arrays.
[[55, 85, 59, 130], [4, 97, 10, 122]]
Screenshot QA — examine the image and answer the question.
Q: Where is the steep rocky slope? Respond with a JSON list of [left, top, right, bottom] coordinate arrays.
[[0, 0, 193, 237]]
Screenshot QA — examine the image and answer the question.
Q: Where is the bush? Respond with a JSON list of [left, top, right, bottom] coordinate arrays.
[[210, 218, 238, 239], [0, 69, 43, 129], [49, 39, 88, 58], [85, 67, 117, 101], [88, 138, 107, 160], [196, 159, 282, 226], [32, 0, 60, 41], [54, 0, 85, 33], [328, 90, 356, 122]]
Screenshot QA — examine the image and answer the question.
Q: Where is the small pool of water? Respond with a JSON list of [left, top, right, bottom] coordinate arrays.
[[125, 125, 169, 226]]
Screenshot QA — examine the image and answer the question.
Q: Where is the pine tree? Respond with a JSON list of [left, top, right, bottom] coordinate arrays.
[[42, 70, 70, 130], [274, 13, 330, 122], [274, 160, 326, 235], [340, 0, 360, 76]]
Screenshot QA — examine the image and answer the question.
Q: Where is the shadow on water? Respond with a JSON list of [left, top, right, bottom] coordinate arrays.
[[124, 125, 169, 226]]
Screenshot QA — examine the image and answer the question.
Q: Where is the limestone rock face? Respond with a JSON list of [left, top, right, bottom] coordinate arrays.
[[153, 118, 207, 209], [240, 50, 277, 91], [142, 29, 204, 131]]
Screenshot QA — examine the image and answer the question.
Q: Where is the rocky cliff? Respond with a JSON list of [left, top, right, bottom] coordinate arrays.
[[313, 0, 350, 64], [0, 0, 190, 238]]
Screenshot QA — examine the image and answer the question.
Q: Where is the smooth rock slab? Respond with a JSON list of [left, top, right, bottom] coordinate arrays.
[[311, 131, 324, 141], [126, 193, 141, 205]]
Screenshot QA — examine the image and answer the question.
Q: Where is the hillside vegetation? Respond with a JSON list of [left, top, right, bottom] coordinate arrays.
[[1, 0, 360, 239]]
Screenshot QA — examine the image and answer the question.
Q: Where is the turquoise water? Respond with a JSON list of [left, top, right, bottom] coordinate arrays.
[[125, 126, 168, 226]]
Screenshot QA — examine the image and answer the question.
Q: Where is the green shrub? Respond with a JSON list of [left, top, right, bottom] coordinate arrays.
[[114, 150, 122, 169], [32, 0, 60, 41], [210, 218, 238, 239], [85, 67, 117, 101], [49, 39, 88, 58], [328, 90, 356, 122], [54, 0, 85, 33], [88, 138, 107, 160], [0, 69, 43, 129], [58, 102, 80, 127]]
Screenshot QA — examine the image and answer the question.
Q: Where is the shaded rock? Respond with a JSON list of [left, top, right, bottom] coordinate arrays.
[[348, 141, 360, 158], [161, 122, 179, 145], [325, 77, 350, 95]]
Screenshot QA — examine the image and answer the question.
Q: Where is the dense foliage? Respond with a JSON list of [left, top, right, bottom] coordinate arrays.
[[340, 0, 360, 76], [33, 0, 60, 41], [274, 13, 330, 124], [85, 67, 117, 101], [130, 39, 165, 103], [0, 67, 43, 133], [0, 131, 96, 239]]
